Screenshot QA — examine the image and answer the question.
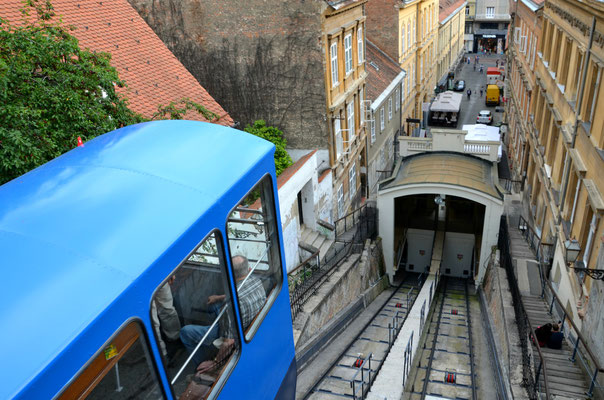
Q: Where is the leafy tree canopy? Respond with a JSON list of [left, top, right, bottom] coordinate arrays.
[[244, 120, 292, 176], [0, 0, 220, 185], [0, 0, 145, 184]]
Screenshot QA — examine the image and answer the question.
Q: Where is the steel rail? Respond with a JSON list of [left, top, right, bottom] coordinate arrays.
[[304, 274, 419, 399], [419, 276, 448, 399]]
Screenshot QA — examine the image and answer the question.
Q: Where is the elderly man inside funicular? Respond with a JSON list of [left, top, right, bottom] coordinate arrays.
[[180, 255, 267, 374]]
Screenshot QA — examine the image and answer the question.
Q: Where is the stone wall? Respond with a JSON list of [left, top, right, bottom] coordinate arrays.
[[583, 240, 604, 371], [127, 0, 329, 149], [295, 238, 387, 347], [480, 251, 529, 400]]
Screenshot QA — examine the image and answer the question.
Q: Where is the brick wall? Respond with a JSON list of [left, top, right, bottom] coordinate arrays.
[[365, 0, 400, 60], [127, 0, 329, 149]]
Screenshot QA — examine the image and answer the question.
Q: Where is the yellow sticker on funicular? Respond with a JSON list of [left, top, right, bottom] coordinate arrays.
[[104, 344, 118, 360]]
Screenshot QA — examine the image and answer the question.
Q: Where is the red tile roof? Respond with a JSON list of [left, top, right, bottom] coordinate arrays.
[[365, 40, 404, 101], [439, 0, 466, 23], [0, 0, 233, 125]]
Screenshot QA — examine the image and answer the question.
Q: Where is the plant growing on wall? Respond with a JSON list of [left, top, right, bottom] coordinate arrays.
[[244, 119, 292, 176]]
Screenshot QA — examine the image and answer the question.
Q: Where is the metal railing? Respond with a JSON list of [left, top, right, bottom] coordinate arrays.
[[540, 275, 604, 398], [499, 178, 523, 194], [518, 215, 554, 268], [288, 204, 377, 320], [499, 216, 551, 399]]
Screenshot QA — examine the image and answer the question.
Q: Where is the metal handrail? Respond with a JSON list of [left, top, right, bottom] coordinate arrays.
[[542, 277, 604, 396], [500, 216, 551, 399]]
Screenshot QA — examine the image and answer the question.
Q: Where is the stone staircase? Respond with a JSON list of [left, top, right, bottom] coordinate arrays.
[[300, 224, 334, 260], [522, 295, 590, 399], [507, 221, 591, 399]]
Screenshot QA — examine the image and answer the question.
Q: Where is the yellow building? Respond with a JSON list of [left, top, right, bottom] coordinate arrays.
[[508, 0, 604, 328], [324, 0, 368, 216], [366, 0, 438, 135], [437, 0, 467, 87]]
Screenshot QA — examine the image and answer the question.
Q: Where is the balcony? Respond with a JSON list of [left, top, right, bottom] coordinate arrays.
[[399, 128, 501, 162]]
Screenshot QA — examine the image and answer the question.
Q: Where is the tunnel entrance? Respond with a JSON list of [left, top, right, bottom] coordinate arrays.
[[393, 194, 485, 278]]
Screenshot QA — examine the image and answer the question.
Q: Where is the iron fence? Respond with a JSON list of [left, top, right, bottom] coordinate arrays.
[[288, 204, 378, 320], [499, 216, 551, 399]]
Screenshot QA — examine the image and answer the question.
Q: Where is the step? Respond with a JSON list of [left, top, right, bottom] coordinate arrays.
[[319, 239, 334, 260]]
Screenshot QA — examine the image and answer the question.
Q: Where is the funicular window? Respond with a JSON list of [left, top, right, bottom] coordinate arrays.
[[58, 321, 163, 400], [153, 231, 240, 400], [226, 176, 283, 340]]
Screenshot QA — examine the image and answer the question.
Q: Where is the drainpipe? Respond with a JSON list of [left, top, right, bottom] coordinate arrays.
[[558, 17, 596, 225]]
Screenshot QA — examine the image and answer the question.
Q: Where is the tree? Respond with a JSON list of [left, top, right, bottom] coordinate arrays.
[[244, 120, 292, 176], [0, 0, 146, 184]]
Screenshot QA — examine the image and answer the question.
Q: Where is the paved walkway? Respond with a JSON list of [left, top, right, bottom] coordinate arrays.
[[504, 193, 590, 399]]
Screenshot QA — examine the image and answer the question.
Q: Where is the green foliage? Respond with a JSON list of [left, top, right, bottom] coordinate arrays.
[[244, 120, 292, 176], [0, 0, 145, 184], [152, 98, 219, 122]]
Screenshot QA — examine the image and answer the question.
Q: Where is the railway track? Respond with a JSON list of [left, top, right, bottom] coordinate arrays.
[[305, 273, 423, 400], [407, 277, 477, 400]]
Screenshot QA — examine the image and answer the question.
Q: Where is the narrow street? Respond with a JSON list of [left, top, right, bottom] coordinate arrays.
[[446, 53, 505, 128]]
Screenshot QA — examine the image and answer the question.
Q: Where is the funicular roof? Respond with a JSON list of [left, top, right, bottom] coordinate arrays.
[[380, 151, 503, 200], [0, 121, 274, 399]]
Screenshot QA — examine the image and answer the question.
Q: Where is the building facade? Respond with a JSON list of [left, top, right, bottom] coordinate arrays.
[[437, 0, 467, 87], [365, 41, 406, 196], [366, 0, 438, 135], [506, 0, 604, 329], [465, 0, 510, 53]]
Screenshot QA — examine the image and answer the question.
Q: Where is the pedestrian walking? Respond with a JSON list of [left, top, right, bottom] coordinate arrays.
[[473, 64, 476, 71], [467, 89, 472, 99], [477, 56, 480, 63], [496, 59, 499, 67], [480, 88, 483, 97]]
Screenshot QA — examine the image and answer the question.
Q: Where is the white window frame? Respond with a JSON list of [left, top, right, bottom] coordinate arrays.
[[349, 162, 357, 199], [583, 213, 598, 268], [344, 34, 353, 75], [334, 118, 343, 160], [395, 88, 400, 111], [357, 27, 364, 64], [330, 42, 339, 87], [486, 7, 494, 18], [407, 22, 411, 49], [401, 25, 405, 55], [380, 107, 385, 131], [371, 119, 376, 144], [388, 97, 393, 120], [337, 184, 344, 218], [347, 101, 355, 141], [413, 18, 416, 44]]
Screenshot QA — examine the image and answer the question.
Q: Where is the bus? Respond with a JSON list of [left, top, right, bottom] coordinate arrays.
[[0, 121, 296, 399]]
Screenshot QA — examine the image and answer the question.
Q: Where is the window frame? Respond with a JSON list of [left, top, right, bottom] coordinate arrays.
[[380, 107, 385, 131], [337, 184, 345, 218], [349, 162, 357, 199], [388, 97, 393, 120], [58, 318, 165, 400], [150, 228, 240, 400], [330, 42, 339, 87], [344, 33, 353, 75], [347, 100, 356, 141], [357, 27, 364, 64], [225, 174, 284, 343], [486, 7, 494, 18]]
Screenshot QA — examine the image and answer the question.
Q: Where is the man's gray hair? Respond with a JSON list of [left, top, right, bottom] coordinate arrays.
[[232, 255, 249, 278]]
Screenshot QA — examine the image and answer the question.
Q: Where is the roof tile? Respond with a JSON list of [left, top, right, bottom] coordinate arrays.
[[0, 0, 233, 126]]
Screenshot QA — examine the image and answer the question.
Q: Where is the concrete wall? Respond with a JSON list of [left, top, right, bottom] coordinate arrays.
[[480, 252, 528, 399], [583, 240, 604, 369], [295, 239, 386, 347]]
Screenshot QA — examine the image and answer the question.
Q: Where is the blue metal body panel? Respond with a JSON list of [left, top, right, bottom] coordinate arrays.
[[0, 121, 295, 399]]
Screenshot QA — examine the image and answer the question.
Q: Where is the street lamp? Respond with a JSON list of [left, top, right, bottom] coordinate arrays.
[[564, 238, 581, 265], [565, 237, 604, 281]]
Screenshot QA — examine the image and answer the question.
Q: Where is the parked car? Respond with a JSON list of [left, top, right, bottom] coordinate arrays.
[[477, 110, 493, 124], [454, 80, 465, 91]]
